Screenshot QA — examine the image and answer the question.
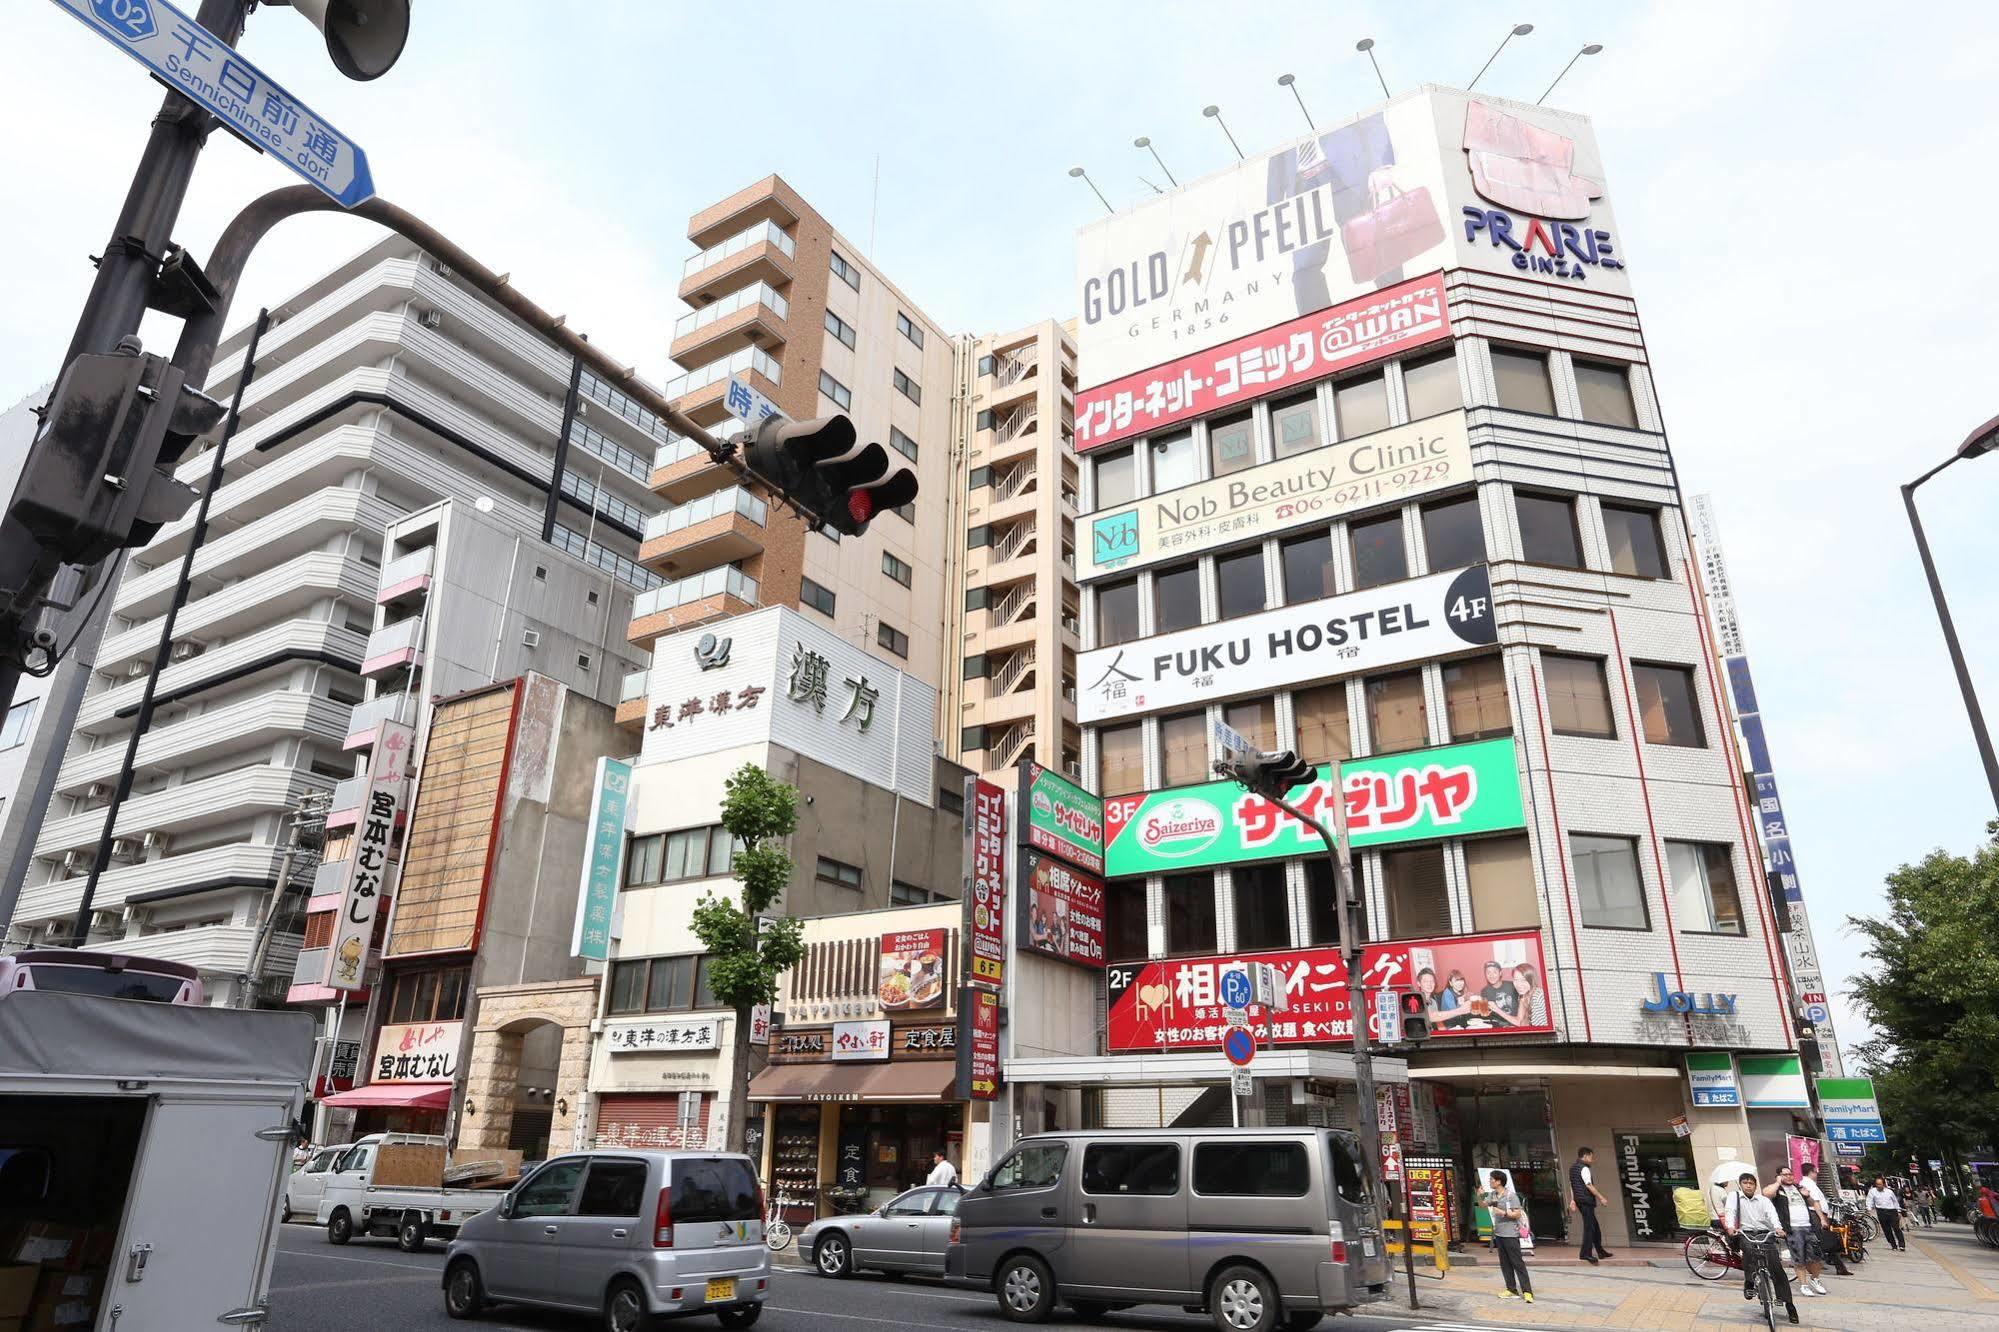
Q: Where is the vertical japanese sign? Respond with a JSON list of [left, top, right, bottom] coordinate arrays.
[[956, 986, 1002, 1100], [963, 777, 1007, 987], [571, 757, 632, 962], [327, 721, 412, 992]]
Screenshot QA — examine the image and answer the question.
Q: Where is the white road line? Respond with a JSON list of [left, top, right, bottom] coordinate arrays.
[[272, 1244, 438, 1271]]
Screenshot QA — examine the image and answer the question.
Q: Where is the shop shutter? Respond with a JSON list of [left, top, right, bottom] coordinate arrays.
[[594, 1092, 713, 1151]]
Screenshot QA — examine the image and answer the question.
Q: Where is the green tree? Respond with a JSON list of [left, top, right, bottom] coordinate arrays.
[[691, 764, 806, 1153]]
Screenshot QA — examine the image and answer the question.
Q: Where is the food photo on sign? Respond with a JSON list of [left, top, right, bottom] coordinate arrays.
[[877, 929, 947, 1011]]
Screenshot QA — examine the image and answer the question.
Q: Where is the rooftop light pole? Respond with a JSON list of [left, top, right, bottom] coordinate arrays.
[[1067, 166, 1113, 213], [1468, 22, 1535, 93], [1202, 105, 1245, 160], [1133, 136, 1178, 187], [1276, 73, 1316, 131], [1356, 38, 1390, 98], [1539, 43, 1605, 104]]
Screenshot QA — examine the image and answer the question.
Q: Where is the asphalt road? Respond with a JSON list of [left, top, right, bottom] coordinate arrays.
[[266, 1222, 1501, 1332]]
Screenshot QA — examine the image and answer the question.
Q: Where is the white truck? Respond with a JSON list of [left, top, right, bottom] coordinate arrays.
[[0, 983, 312, 1330], [315, 1133, 514, 1251]]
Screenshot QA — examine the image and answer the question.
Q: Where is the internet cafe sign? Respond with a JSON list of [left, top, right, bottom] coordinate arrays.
[[1078, 566, 1496, 724], [1081, 411, 1471, 581]]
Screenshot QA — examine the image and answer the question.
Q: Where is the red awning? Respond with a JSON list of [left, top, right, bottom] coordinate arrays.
[[319, 1082, 452, 1110]]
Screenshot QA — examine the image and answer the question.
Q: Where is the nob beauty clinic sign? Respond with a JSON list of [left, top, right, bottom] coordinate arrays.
[[1078, 566, 1497, 723], [1081, 412, 1471, 581]]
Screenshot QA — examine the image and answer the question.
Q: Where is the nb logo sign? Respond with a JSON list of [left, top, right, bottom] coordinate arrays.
[[1091, 512, 1138, 564]]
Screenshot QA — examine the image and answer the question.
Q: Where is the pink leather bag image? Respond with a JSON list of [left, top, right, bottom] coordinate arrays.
[[1340, 173, 1445, 283], [1463, 101, 1601, 219]]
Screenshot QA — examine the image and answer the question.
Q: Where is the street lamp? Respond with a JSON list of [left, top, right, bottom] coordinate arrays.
[[1067, 166, 1113, 213], [1276, 73, 1316, 131], [1539, 43, 1605, 105], [1356, 38, 1390, 99], [1201, 105, 1245, 161], [1902, 413, 1999, 812], [1468, 22, 1534, 92], [1132, 136, 1178, 187]]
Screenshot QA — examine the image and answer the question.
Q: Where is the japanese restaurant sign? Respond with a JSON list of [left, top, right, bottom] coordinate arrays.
[[956, 986, 1002, 1100], [1016, 848, 1106, 970], [571, 756, 632, 962], [830, 1018, 891, 1062], [373, 1019, 462, 1083], [1018, 761, 1104, 874], [877, 928, 949, 1011], [328, 721, 413, 992], [963, 777, 1008, 987]]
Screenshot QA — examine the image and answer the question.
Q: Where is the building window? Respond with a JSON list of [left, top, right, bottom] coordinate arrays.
[[1234, 863, 1292, 951], [1466, 835, 1538, 931], [1215, 549, 1265, 619], [1223, 698, 1276, 755], [624, 834, 664, 887], [1159, 710, 1209, 787], [1280, 531, 1334, 605], [1095, 447, 1137, 508], [1572, 834, 1649, 929], [1515, 491, 1583, 568], [1491, 346, 1555, 414], [1209, 413, 1256, 476], [799, 576, 837, 617], [818, 370, 852, 411], [939, 786, 965, 816], [1098, 722, 1144, 798], [823, 309, 857, 349], [896, 311, 924, 349], [1148, 431, 1199, 491], [1366, 669, 1428, 754], [1334, 370, 1390, 439], [1153, 562, 1202, 635], [1106, 878, 1149, 961], [0, 700, 35, 751], [624, 825, 735, 888], [1096, 577, 1140, 647], [882, 552, 913, 587], [1667, 841, 1745, 935], [1302, 859, 1349, 946], [1402, 351, 1460, 419], [830, 250, 860, 290], [385, 965, 471, 1025], [1573, 358, 1640, 429], [1349, 511, 1408, 589], [892, 368, 922, 405], [1602, 504, 1668, 579], [1421, 494, 1485, 571], [815, 856, 864, 891], [1164, 871, 1217, 955], [891, 502, 914, 524], [890, 880, 931, 906], [876, 622, 909, 658], [1381, 845, 1449, 938], [1271, 393, 1322, 458], [1443, 655, 1511, 741], [889, 426, 919, 461], [1543, 654, 1615, 738], [1294, 682, 1351, 763], [1632, 663, 1704, 747], [977, 353, 994, 377], [608, 954, 719, 1016]]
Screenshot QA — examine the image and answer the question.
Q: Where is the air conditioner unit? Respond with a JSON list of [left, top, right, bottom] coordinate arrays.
[[141, 831, 170, 853], [417, 309, 443, 330], [521, 630, 541, 648], [1064, 762, 1084, 780], [84, 784, 108, 801], [58, 852, 79, 876], [428, 258, 452, 278], [168, 640, 204, 662], [110, 838, 142, 863], [126, 661, 148, 678]]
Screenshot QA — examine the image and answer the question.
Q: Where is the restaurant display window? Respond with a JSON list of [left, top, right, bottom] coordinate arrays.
[[838, 1103, 963, 1197]]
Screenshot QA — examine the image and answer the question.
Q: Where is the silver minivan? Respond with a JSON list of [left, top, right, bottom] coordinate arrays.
[[443, 1149, 770, 1331], [947, 1128, 1389, 1332]]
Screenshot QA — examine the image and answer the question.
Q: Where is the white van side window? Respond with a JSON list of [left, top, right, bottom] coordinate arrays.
[[991, 1144, 1066, 1190], [1082, 1143, 1180, 1196]]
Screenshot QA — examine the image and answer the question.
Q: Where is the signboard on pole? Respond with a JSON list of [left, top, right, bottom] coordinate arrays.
[[1222, 1027, 1256, 1067], [964, 778, 1008, 987], [1686, 1052, 1741, 1107], [571, 757, 631, 962], [956, 987, 1001, 1100], [1230, 1067, 1254, 1098], [1017, 761, 1104, 874], [327, 721, 412, 991], [1817, 1076, 1887, 1144]]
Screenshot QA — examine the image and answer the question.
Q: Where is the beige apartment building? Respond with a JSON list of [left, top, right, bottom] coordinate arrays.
[[945, 321, 1083, 781]]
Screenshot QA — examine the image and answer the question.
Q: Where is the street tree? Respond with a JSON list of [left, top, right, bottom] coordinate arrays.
[[691, 763, 806, 1153]]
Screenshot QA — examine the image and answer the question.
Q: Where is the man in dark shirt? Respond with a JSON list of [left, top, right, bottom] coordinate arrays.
[[1569, 1147, 1614, 1264], [1481, 961, 1520, 1018]]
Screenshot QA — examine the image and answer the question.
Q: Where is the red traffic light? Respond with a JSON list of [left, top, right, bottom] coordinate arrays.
[[847, 489, 875, 525], [1398, 990, 1427, 1017]]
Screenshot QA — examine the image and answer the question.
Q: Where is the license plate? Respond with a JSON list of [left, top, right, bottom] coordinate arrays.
[[705, 1278, 736, 1303], [1362, 1237, 1378, 1257]]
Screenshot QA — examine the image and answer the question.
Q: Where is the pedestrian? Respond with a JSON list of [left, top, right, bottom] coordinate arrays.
[[1762, 1167, 1827, 1297], [1796, 1161, 1851, 1277], [1866, 1175, 1907, 1251], [926, 1149, 958, 1188], [1567, 1146, 1613, 1264], [1726, 1171, 1798, 1325], [1484, 1170, 1534, 1304]]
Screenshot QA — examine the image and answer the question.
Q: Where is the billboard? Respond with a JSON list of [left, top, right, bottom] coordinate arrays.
[[1105, 929, 1551, 1050], [963, 777, 1008, 987], [571, 757, 631, 962], [1016, 847, 1105, 969], [1074, 89, 1626, 389], [1018, 761, 1104, 874], [877, 928, 948, 1011], [1075, 272, 1450, 452], [1081, 411, 1471, 581], [956, 987, 1002, 1100], [1079, 565, 1496, 723]]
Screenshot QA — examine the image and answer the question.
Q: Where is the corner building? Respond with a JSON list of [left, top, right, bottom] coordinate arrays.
[[1059, 86, 1802, 1251]]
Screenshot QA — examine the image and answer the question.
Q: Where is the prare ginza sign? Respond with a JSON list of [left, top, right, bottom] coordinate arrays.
[[1079, 566, 1497, 723]]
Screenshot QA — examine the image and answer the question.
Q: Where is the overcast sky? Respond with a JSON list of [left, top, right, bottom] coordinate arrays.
[[6, 0, 1997, 1055]]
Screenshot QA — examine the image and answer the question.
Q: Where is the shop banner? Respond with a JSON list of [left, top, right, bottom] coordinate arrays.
[[956, 986, 1002, 1100], [1738, 1054, 1810, 1108], [877, 928, 949, 1011], [1686, 1051, 1741, 1106], [373, 1019, 461, 1083], [571, 756, 631, 962], [1018, 761, 1104, 874], [830, 1019, 891, 1062], [1082, 414, 1470, 581], [1340, 737, 1524, 848], [328, 721, 413, 992], [605, 1016, 721, 1053], [963, 777, 1008, 987], [1105, 930, 1550, 1050], [1074, 273, 1451, 452], [1788, 1136, 1823, 1180], [1017, 848, 1106, 969], [1079, 565, 1496, 723], [1817, 1076, 1887, 1144]]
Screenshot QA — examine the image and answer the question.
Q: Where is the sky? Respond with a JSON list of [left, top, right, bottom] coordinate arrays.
[[5, 0, 1998, 1056]]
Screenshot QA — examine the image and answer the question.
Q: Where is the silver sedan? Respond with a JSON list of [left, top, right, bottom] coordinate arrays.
[[800, 1186, 963, 1278]]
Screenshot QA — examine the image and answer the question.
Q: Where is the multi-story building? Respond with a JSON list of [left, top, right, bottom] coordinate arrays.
[[3, 236, 661, 1004], [946, 321, 1085, 780], [1015, 85, 1814, 1251]]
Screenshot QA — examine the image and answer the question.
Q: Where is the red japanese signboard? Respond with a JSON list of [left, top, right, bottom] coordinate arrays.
[[1017, 848, 1106, 970], [964, 777, 1007, 987], [1074, 271, 1450, 452], [1105, 930, 1551, 1051], [956, 986, 1002, 1100], [877, 928, 948, 1010]]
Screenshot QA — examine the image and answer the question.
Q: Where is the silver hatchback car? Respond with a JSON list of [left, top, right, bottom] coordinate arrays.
[[444, 1149, 770, 1331], [800, 1185, 963, 1278]]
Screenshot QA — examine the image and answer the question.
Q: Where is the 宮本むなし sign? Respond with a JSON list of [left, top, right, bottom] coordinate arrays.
[[373, 1019, 462, 1083]]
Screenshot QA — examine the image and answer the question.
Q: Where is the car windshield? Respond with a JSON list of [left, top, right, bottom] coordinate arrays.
[[23, 963, 183, 1002]]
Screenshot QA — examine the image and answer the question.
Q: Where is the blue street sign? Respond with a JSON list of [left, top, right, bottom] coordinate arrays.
[[50, 0, 375, 207], [1222, 1027, 1255, 1067], [1219, 967, 1253, 1010]]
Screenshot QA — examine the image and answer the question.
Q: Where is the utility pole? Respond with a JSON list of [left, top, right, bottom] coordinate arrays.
[[240, 788, 330, 1008]]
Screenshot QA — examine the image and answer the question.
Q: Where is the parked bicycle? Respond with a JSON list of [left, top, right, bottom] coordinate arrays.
[[1823, 1202, 1869, 1267], [765, 1182, 817, 1253], [1974, 1214, 1999, 1249]]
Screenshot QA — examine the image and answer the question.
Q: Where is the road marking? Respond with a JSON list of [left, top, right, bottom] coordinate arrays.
[[273, 1244, 439, 1272], [1909, 1234, 1996, 1299], [270, 1271, 438, 1294]]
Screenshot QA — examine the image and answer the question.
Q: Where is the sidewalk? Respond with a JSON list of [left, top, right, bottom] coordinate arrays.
[[1400, 1221, 1999, 1330]]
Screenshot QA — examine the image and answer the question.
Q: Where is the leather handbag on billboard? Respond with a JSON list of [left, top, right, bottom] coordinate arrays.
[[1340, 169, 1445, 283], [1463, 100, 1600, 220]]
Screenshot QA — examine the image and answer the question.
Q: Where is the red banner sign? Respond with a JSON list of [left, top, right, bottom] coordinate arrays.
[[877, 928, 948, 1011], [1074, 271, 1450, 452], [957, 986, 1002, 1100], [1017, 848, 1106, 970], [1105, 930, 1551, 1051], [965, 778, 1007, 987]]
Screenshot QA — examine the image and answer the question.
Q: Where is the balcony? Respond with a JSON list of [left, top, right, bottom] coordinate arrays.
[[343, 694, 407, 748], [118, 923, 297, 979], [98, 550, 374, 676], [680, 221, 796, 303], [616, 670, 649, 730], [59, 691, 350, 791], [377, 545, 434, 606], [79, 620, 369, 733], [662, 347, 781, 422], [651, 429, 747, 505], [12, 842, 286, 925], [639, 487, 767, 576], [361, 616, 424, 676], [688, 184, 800, 250], [36, 766, 332, 858], [670, 282, 789, 365], [628, 565, 759, 647]]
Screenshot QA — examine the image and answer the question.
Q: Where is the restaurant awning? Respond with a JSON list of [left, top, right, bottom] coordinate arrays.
[[749, 1060, 956, 1103], [319, 1081, 452, 1110]]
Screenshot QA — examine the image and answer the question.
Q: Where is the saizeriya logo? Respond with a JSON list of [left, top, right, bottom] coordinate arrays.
[[1137, 799, 1221, 856]]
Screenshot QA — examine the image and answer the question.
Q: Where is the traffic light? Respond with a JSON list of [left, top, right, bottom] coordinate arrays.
[[739, 414, 919, 537], [1398, 989, 1431, 1043], [1235, 748, 1317, 801]]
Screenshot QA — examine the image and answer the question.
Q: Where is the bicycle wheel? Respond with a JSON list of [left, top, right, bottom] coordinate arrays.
[[1859, 1212, 1878, 1242], [1756, 1270, 1778, 1332], [766, 1219, 793, 1252], [1684, 1232, 1731, 1280]]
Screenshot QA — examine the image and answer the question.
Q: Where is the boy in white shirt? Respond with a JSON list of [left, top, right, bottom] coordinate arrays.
[[1725, 1172, 1797, 1325]]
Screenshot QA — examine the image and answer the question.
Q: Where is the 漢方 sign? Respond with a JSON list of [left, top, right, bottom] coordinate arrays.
[[571, 757, 632, 962]]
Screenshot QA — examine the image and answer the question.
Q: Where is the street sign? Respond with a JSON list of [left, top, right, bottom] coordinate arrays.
[[1832, 1140, 1864, 1159], [1230, 1068, 1253, 1098], [50, 0, 375, 207], [1372, 989, 1398, 1042], [1252, 961, 1290, 1011], [1224, 1007, 1249, 1029], [725, 376, 785, 427], [1222, 1027, 1255, 1067], [1220, 966, 1253, 1010]]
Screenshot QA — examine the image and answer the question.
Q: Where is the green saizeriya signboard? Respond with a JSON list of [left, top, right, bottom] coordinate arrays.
[[1101, 737, 1524, 877]]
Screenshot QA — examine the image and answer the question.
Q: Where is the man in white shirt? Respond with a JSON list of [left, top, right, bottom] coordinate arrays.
[[926, 1150, 959, 1188], [1725, 1172, 1797, 1324], [1796, 1161, 1852, 1275], [1865, 1175, 1907, 1251]]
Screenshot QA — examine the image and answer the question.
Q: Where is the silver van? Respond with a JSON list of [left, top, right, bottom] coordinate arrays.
[[443, 1149, 770, 1330], [946, 1127, 1389, 1331]]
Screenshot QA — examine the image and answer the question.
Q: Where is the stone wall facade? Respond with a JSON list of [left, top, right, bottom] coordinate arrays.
[[459, 977, 600, 1154]]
